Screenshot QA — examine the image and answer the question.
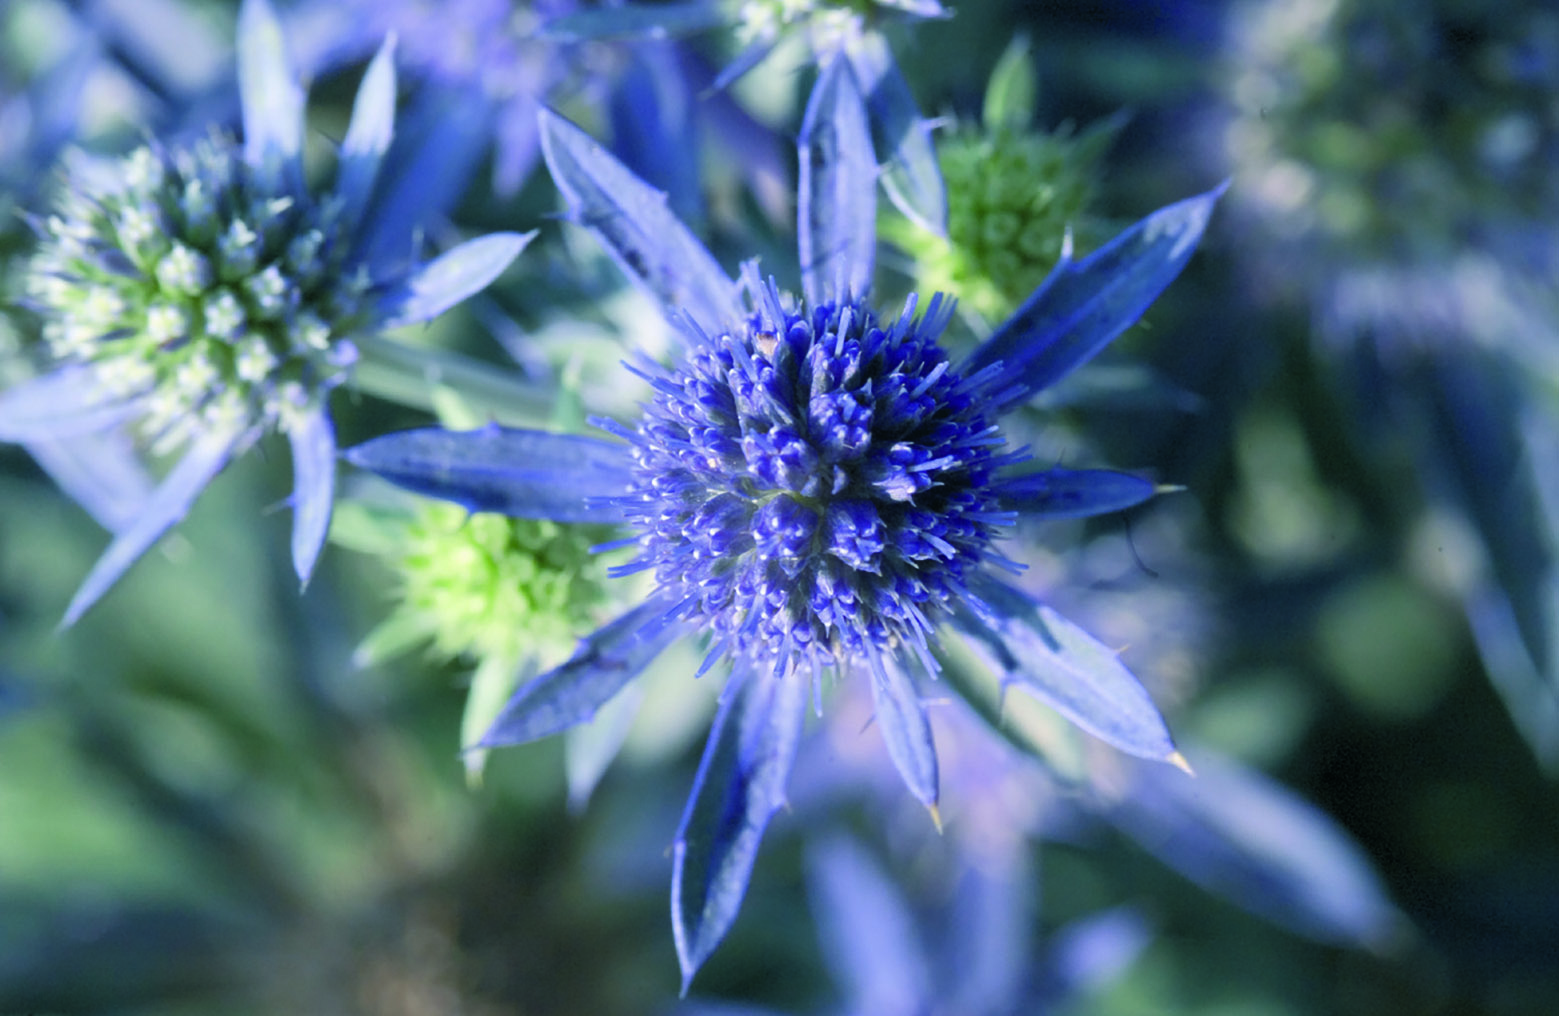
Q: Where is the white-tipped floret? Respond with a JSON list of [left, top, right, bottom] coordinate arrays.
[[78, 286, 127, 329], [269, 379, 312, 432], [175, 351, 220, 395], [203, 290, 247, 341], [295, 310, 333, 352], [286, 229, 325, 275], [220, 219, 260, 276], [123, 148, 166, 191], [202, 389, 250, 433], [116, 203, 163, 255], [235, 336, 279, 383], [96, 357, 157, 397], [157, 244, 212, 295], [181, 178, 214, 226], [146, 304, 189, 346], [246, 264, 292, 318]]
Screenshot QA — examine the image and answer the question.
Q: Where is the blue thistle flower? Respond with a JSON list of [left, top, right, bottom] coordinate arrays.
[[347, 59, 1223, 987], [0, 0, 531, 625]]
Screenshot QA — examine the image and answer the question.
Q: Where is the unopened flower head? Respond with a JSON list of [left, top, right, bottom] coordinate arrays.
[[384, 501, 613, 667], [887, 123, 1114, 325], [613, 288, 1015, 678], [882, 38, 1117, 324], [27, 137, 366, 449]]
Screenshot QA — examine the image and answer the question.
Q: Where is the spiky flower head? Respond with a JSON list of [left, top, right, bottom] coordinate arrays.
[[613, 288, 1016, 678], [26, 139, 369, 451], [351, 499, 614, 670], [882, 39, 1119, 324], [0, 0, 529, 624], [347, 61, 1222, 988]]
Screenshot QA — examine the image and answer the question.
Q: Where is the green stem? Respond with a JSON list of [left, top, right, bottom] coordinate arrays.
[[351, 334, 553, 427]]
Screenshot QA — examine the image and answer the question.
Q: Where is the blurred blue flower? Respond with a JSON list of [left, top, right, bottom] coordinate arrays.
[[290, 0, 567, 205], [0, 0, 531, 625], [1221, 0, 1559, 769], [545, 0, 951, 233], [347, 58, 1221, 986]]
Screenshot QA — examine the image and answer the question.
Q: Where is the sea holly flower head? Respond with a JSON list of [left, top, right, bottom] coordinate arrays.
[[347, 58, 1223, 987], [341, 497, 615, 671], [0, 0, 530, 625], [881, 37, 1123, 325], [613, 286, 1012, 682], [333, 488, 620, 785]]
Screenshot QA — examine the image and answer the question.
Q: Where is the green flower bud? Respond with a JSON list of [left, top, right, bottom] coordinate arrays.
[[348, 500, 616, 674], [881, 39, 1119, 324]]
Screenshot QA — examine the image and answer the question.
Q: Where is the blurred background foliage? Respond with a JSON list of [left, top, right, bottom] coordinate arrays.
[[3, 0, 1559, 1013]]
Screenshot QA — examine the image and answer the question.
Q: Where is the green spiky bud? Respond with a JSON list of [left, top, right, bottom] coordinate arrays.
[[881, 39, 1120, 324], [349, 500, 615, 671]]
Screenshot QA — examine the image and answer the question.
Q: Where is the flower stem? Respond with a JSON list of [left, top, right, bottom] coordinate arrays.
[[351, 335, 553, 427]]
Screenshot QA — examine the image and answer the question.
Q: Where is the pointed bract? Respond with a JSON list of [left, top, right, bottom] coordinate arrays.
[[965, 182, 1228, 404], [996, 467, 1161, 520], [0, 368, 143, 441], [479, 594, 686, 747], [807, 835, 933, 1015], [982, 35, 1038, 132], [25, 433, 153, 534], [868, 655, 940, 810], [954, 575, 1179, 762], [356, 84, 497, 273], [378, 231, 534, 329], [1112, 750, 1400, 948], [287, 407, 336, 587], [338, 34, 399, 222], [798, 58, 877, 308], [846, 31, 947, 236], [710, 35, 780, 93], [345, 426, 633, 523], [673, 669, 808, 993], [1035, 906, 1152, 1006], [62, 425, 243, 626], [538, 107, 740, 334], [564, 682, 645, 811], [237, 0, 305, 187]]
